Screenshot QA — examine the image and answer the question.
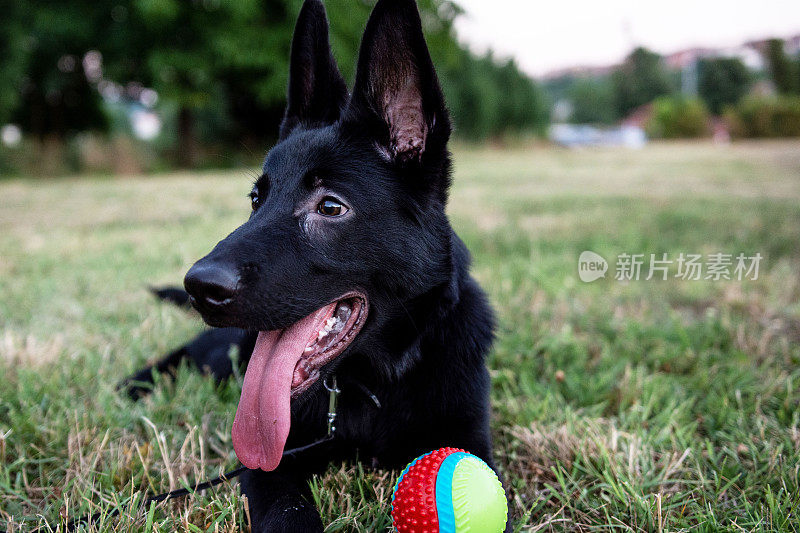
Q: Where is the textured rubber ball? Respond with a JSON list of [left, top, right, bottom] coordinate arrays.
[[391, 447, 508, 532]]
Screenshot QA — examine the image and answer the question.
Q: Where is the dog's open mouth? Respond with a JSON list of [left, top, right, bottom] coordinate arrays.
[[231, 293, 367, 471], [291, 295, 367, 396]]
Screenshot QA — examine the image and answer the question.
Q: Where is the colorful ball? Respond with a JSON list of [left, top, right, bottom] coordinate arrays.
[[391, 447, 508, 533]]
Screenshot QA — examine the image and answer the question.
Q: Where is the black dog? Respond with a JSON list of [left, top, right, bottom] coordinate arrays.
[[124, 0, 499, 530]]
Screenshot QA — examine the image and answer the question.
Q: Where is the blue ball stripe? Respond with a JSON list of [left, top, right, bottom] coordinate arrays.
[[435, 452, 470, 533]]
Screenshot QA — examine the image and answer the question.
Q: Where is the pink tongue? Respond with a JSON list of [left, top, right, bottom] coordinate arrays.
[[231, 304, 336, 471]]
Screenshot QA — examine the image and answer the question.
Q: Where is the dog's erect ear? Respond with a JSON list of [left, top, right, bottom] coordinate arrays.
[[279, 0, 348, 139], [344, 0, 451, 165]]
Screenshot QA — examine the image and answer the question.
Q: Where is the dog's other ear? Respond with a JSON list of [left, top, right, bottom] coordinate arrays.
[[279, 0, 348, 139], [344, 0, 451, 166]]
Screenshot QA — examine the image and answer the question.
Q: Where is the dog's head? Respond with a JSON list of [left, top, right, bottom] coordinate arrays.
[[184, 0, 454, 471]]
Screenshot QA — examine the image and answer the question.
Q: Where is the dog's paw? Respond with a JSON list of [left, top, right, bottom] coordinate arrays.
[[116, 368, 157, 401], [248, 494, 323, 533]]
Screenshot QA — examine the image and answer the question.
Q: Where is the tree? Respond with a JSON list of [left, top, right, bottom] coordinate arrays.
[[442, 50, 498, 139], [4, 1, 128, 139], [697, 57, 751, 114], [765, 39, 799, 95], [568, 77, 617, 124], [495, 59, 549, 134], [437, 50, 548, 139], [0, 1, 29, 125], [125, 0, 297, 166], [612, 47, 675, 118]]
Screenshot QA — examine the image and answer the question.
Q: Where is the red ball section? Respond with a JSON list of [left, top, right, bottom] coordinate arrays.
[[391, 447, 465, 533]]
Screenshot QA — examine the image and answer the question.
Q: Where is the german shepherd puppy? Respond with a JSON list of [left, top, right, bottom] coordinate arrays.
[[126, 0, 499, 530]]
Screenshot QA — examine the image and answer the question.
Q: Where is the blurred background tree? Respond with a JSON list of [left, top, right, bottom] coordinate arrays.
[[567, 77, 616, 125], [0, 1, 28, 126], [697, 57, 751, 115], [611, 47, 676, 117], [765, 38, 799, 95], [124, 0, 298, 166], [7, 1, 122, 140]]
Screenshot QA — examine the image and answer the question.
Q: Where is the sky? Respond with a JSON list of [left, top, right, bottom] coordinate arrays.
[[454, 0, 800, 77]]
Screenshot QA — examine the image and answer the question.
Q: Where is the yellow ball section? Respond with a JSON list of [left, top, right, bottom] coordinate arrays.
[[450, 456, 508, 532]]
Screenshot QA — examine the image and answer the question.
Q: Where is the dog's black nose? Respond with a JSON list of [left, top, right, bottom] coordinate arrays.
[[184, 261, 240, 308]]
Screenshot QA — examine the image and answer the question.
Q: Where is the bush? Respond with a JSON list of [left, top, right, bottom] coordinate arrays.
[[729, 95, 800, 138], [646, 97, 710, 139], [774, 98, 800, 137]]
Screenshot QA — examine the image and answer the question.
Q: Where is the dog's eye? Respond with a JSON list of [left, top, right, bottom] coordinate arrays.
[[249, 188, 261, 211], [317, 197, 348, 217]]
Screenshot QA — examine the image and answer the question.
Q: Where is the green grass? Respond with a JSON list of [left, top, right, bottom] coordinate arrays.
[[1, 140, 800, 531]]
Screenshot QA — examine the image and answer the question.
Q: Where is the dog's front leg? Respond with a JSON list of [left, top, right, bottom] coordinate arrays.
[[239, 466, 323, 533]]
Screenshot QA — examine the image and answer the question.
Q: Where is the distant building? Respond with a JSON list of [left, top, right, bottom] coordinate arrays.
[[787, 35, 800, 55], [744, 34, 800, 57], [541, 33, 800, 81], [541, 64, 615, 81]]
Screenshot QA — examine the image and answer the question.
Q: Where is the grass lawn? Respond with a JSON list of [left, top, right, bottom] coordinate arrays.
[[1, 140, 800, 531]]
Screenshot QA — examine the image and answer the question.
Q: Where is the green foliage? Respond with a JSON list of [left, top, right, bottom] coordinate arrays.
[[647, 96, 709, 139], [728, 95, 800, 138], [441, 51, 549, 139], [698, 57, 751, 114], [441, 50, 499, 139], [130, 0, 293, 109], [567, 77, 616, 124], [492, 59, 550, 135], [0, 2, 28, 124], [765, 38, 799, 95], [612, 47, 676, 118], [4, 2, 127, 138]]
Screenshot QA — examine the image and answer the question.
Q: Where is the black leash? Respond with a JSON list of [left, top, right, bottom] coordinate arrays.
[[62, 465, 247, 531]]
